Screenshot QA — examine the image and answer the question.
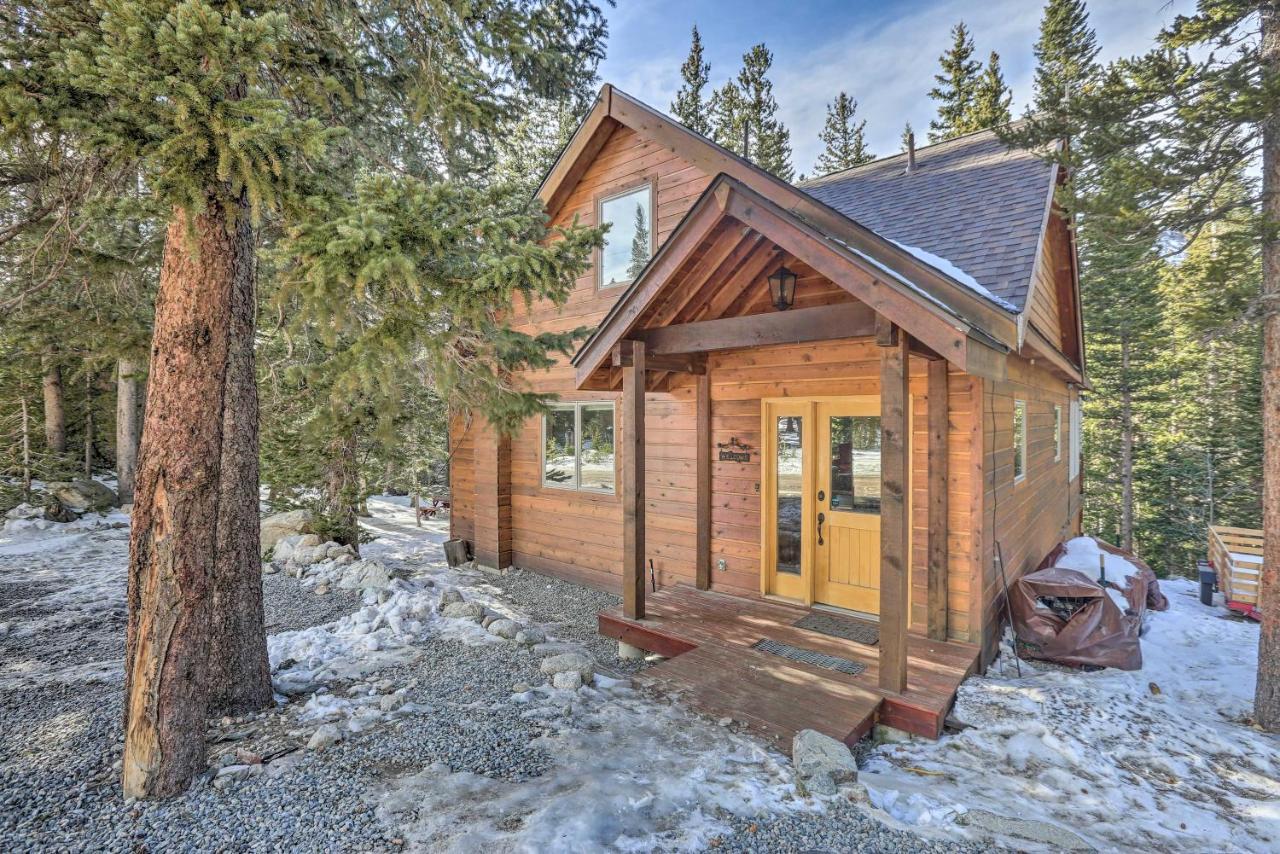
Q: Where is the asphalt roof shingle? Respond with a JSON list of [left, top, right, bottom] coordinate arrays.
[[798, 129, 1054, 311]]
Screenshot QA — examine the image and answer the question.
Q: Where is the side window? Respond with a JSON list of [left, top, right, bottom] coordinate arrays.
[[598, 184, 653, 289], [1013, 400, 1027, 482], [1053, 403, 1063, 463], [543, 402, 616, 493], [1069, 392, 1082, 481]]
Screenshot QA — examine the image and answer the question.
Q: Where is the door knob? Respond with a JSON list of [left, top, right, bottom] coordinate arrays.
[[817, 511, 826, 545]]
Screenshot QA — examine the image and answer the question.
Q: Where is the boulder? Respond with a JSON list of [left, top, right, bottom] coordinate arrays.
[[306, 724, 342, 751], [552, 671, 583, 691], [4, 503, 42, 521], [441, 601, 485, 621], [438, 588, 464, 609], [515, 627, 547, 646], [487, 619, 521, 640], [336, 560, 391, 592], [792, 729, 858, 796], [540, 652, 594, 683], [47, 480, 116, 514], [260, 509, 315, 556]]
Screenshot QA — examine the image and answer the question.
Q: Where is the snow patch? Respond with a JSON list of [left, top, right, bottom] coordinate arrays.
[[888, 239, 1018, 312]]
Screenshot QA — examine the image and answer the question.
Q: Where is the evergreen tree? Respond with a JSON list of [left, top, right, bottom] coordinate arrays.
[[1032, 0, 1100, 121], [627, 202, 651, 280], [672, 26, 713, 136], [710, 80, 748, 155], [814, 92, 873, 175], [735, 44, 794, 180], [901, 122, 915, 153], [970, 51, 1013, 129], [928, 23, 982, 142]]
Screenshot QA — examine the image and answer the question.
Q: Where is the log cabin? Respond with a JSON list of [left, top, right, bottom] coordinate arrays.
[[450, 85, 1085, 745]]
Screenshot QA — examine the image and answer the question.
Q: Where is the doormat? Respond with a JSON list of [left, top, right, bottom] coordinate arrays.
[[793, 612, 880, 646], [750, 638, 867, 676]]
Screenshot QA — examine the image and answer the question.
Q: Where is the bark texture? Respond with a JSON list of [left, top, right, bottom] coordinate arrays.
[[83, 370, 94, 479], [122, 199, 245, 798], [116, 358, 143, 505], [1119, 335, 1133, 553], [1256, 5, 1280, 732], [41, 353, 65, 453], [207, 227, 272, 716]]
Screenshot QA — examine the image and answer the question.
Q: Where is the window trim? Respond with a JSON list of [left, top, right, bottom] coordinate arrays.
[[1013, 399, 1028, 483], [541, 401, 617, 494], [595, 179, 657, 292], [1053, 403, 1063, 463]]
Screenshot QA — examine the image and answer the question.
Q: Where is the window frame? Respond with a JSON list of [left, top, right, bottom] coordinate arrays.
[[1013, 399, 1028, 483], [541, 401, 617, 494], [595, 180, 657, 292], [1053, 403, 1063, 463], [1069, 392, 1082, 482]]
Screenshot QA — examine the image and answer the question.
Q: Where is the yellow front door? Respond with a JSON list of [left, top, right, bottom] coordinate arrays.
[[814, 400, 882, 614], [762, 401, 811, 601]]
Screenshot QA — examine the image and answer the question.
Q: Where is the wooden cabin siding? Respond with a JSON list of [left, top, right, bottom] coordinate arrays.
[[978, 354, 1077, 664], [449, 120, 715, 586], [1026, 209, 1080, 364], [1027, 239, 1063, 347]]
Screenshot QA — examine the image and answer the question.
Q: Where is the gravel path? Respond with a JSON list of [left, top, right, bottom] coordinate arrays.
[[1, 507, 978, 853]]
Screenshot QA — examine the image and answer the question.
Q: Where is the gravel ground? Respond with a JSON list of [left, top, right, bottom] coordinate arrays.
[[1, 511, 979, 853]]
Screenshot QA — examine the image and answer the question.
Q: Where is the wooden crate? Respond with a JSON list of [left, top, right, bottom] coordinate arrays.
[[1208, 526, 1264, 616]]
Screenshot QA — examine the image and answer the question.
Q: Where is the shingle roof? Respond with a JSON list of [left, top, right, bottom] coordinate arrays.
[[799, 129, 1054, 311]]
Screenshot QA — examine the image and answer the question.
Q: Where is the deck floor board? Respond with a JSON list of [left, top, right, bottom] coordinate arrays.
[[599, 585, 979, 747]]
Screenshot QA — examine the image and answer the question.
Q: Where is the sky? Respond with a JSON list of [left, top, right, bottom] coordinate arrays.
[[597, 0, 1199, 175]]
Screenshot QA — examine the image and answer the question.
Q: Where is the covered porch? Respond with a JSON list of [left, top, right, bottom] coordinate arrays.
[[599, 586, 979, 743]]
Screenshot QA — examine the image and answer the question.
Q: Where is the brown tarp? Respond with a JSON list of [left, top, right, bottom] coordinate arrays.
[[1009, 539, 1169, 671]]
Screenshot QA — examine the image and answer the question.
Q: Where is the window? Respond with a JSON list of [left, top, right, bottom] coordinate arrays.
[[829, 415, 881, 514], [1069, 392, 1082, 481], [543, 402, 615, 493], [1013, 400, 1027, 482], [1053, 404, 1063, 463], [598, 184, 653, 289]]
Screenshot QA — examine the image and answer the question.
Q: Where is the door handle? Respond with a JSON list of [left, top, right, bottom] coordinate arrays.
[[817, 512, 826, 546]]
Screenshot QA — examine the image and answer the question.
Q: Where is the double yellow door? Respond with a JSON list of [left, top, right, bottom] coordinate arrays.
[[762, 398, 883, 614]]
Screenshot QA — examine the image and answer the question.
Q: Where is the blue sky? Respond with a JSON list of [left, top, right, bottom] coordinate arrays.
[[597, 0, 1197, 175]]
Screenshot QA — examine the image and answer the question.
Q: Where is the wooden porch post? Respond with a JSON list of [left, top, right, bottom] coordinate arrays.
[[619, 340, 647, 618], [926, 358, 950, 641], [877, 320, 910, 694], [695, 371, 712, 590]]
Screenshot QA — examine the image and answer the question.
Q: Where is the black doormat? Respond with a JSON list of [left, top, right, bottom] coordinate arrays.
[[793, 612, 880, 646], [750, 638, 868, 676]]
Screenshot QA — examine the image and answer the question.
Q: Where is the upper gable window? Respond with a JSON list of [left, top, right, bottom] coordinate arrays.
[[598, 184, 653, 289]]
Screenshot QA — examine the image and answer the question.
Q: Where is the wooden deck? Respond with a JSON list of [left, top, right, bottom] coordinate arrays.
[[599, 585, 980, 749]]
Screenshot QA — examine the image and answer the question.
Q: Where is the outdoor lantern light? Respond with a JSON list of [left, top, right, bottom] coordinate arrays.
[[768, 266, 797, 311]]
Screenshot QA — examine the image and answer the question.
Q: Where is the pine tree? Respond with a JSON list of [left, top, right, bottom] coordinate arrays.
[[627, 202, 651, 280], [970, 51, 1013, 130], [1032, 0, 1100, 122], [928, 23, 982, 142], [736, 44, 794, 180], [672, 26, 713, 136], [814, 92, 873, 175], [710, 80, 748, 155]]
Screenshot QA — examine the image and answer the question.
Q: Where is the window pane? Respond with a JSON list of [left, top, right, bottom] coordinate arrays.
[[544, 407, 577, 488], [1013, 401, 1026, 479], [830, 415, 881, 514], [599, 187, 652, 288], [579, 404, 615, 492], [776, 416, 803, 575]]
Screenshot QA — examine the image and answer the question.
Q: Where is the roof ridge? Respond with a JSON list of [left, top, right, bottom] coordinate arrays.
[[800, 121, 1028, 187]]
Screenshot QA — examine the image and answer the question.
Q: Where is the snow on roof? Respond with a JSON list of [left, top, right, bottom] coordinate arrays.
[[888, 239, 1019, 313]]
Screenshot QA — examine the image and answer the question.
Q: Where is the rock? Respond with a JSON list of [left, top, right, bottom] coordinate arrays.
[[306, 724, 342, 751], [792, 729, 858, 796], [262, 563, 279, 575], [314, 584, 330, 596], [515, 627, 547, 646], [617, 641, 646, 660], [379, 694, 406, 713], [336, 560, 391, 592], [43, 500, 77, 523], [438, 588, 464, 610], [47, 479, 117, 513], [441, 601, 485, 621], [552, 671, 583, 691], [540, 652, 594, 683], [481, 614, 497, 629], [119, 502, 133, 515], [260, 509, 315, 556], [958, 809, 1093, 850], [487, 619, 520, 640], [4, 502, 42, 520]]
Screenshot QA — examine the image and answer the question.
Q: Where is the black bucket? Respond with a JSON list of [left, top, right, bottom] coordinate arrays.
[[1197, 561, 1216, 607]]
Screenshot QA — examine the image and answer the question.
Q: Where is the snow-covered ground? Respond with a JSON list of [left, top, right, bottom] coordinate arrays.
[[3, 498, 1277, 852], [862, 539, 1280, 852]]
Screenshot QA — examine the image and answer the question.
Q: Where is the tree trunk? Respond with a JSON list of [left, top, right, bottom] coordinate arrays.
[[20, 396, 31, 501], [122, 198, 245, 799], [1119, 334, 1134, 552], [116, 358, 143, 505], [324, 431, 361, 555], [1255, 5, 1280, 732], [207, 222, 271, 717], [42, 352, 65, 453], [84, 369, 94, 479]]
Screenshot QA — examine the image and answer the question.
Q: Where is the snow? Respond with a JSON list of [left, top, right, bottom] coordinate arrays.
[[887, 239, 1018, 312], [1054, 536, 1144, 611], [859, 538, 1280, 853]]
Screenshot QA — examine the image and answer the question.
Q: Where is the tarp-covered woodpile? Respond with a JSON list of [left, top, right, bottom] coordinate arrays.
[[1009, 538, 1168, 671]]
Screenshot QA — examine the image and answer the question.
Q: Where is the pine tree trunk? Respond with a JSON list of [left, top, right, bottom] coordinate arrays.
[[1120, 334, 1134, 552], [20, 396, 31, 501], [84, 370, 94, 479], [324, 432, 361, 555], [42, 352, 65, 454], [122, 199, 244, 799], [207, 223, 271, 717], [116, 358, 142, 505], [1255, 4, 1280, 732]]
